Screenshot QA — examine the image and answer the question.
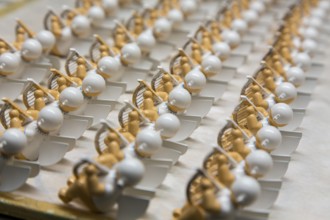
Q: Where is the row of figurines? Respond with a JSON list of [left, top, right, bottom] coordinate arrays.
[[0, 0, 285, 160], [0, 0, 318, 122], [0, 0, 316, 173], [0, 0, 284, 96], [0, 0, 324, 199], [0, 0, 327, 218], [172, 1, 330, 220]]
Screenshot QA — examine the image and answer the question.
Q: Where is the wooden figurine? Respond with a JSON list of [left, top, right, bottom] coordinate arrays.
[[97, 132, 125, 168], [222, 10, 233, 29], [127, 111, 140, 137], [50, 15, 63, 38], [132, 12, 145, 37], [231, 129, 251, 158], [99, 44, 110, 58], [9, 109, 23, 130], [271, 54, 287, 79], [1, 98, 32, 131], [13, 27, 26, 50], [159, 0, 172, 16], [95, 121, 129, 159], [26, 89, 46, 120], [45, 11, 73, 57], [241, 0, 250, 10], [141, 90, 159, 122], [231, 1, 242, 19], [210, 21, 222, 42], [261, 68, 276, 92], [251, 84, 269, 110], [174, 165, 261, 220], [180, 55, 192, 76], [59, 158, 145, 213], [201, 29, 212, 51], [113, 26, 127, 53], [48, 68, 78, 99], [190, 41, 203, 64], [173, 178, 220, 220], [279, 42, 294, 64], [146, 8, 159, 27], [246, 106, 263, 135], [57, 77, 69, 93], [76, 57, 88, 80], [155, 73, 175, 101], [0, 42, 8, 55], [213, 154, 235, 187]]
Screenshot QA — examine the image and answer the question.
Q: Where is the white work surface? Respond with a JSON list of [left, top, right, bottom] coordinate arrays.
[[0, 0, 329, 220]]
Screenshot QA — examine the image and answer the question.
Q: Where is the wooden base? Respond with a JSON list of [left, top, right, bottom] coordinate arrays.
[[0, 193, 114, 220]]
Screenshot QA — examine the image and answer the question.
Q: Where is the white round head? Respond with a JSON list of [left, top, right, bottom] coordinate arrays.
[[270, 103, 293, 126], [212, 42, 231, 60], [88, 6, 106, 26], [231, 175, 261, 206], [21, 38, 43, 61], [286, 66, 305, 87], [246, 150, 273, 177], [292, 37, 301, 49], [1, 128, 27, 156], [135, 128, 163, 156], [308, 16, 322, 29], [256, 125, 282, 151], [97, 56, 121, 78], [275, 82, 297, 103], [298, 26, 306, 38], [59, 87, 84, 111], [184, 67, 207, 93], [168, 86, 192, 112], [155, 113, 181, 138], [153, 17, 172, 40], [302, 38, 317, 54], [71, 15, 91, 37], [82, 71, 106, 97], [167, 9, 184, 28], [120, 43, 141, 65], [293, 52, 311, 70], [102, 0, 118, 15], [115, 157, 145, 187], [242, 10, 258, 25], [319, 1, 330, 11], [250, 1, 265, 14], [302, 17, 309, 27], [303, 27, 319, 40], [201, 54, 222, 77], [222, 30, 240, 48], [232, 19, 248, 35], [0, 52, 20, 74], [137, 30, 156, 53], [36, 30, 56, 52], [37, 105, 64, 132], [311, 8, 326, 19], [180, 0, 197, 15]]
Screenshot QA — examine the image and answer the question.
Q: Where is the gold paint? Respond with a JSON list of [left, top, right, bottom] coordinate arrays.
[[231, 129, 251, 158], [246, 106, 262, 135], [9, 110, 23, 130], [59, 164, 109, 212], [141, 90, 159, 122]]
